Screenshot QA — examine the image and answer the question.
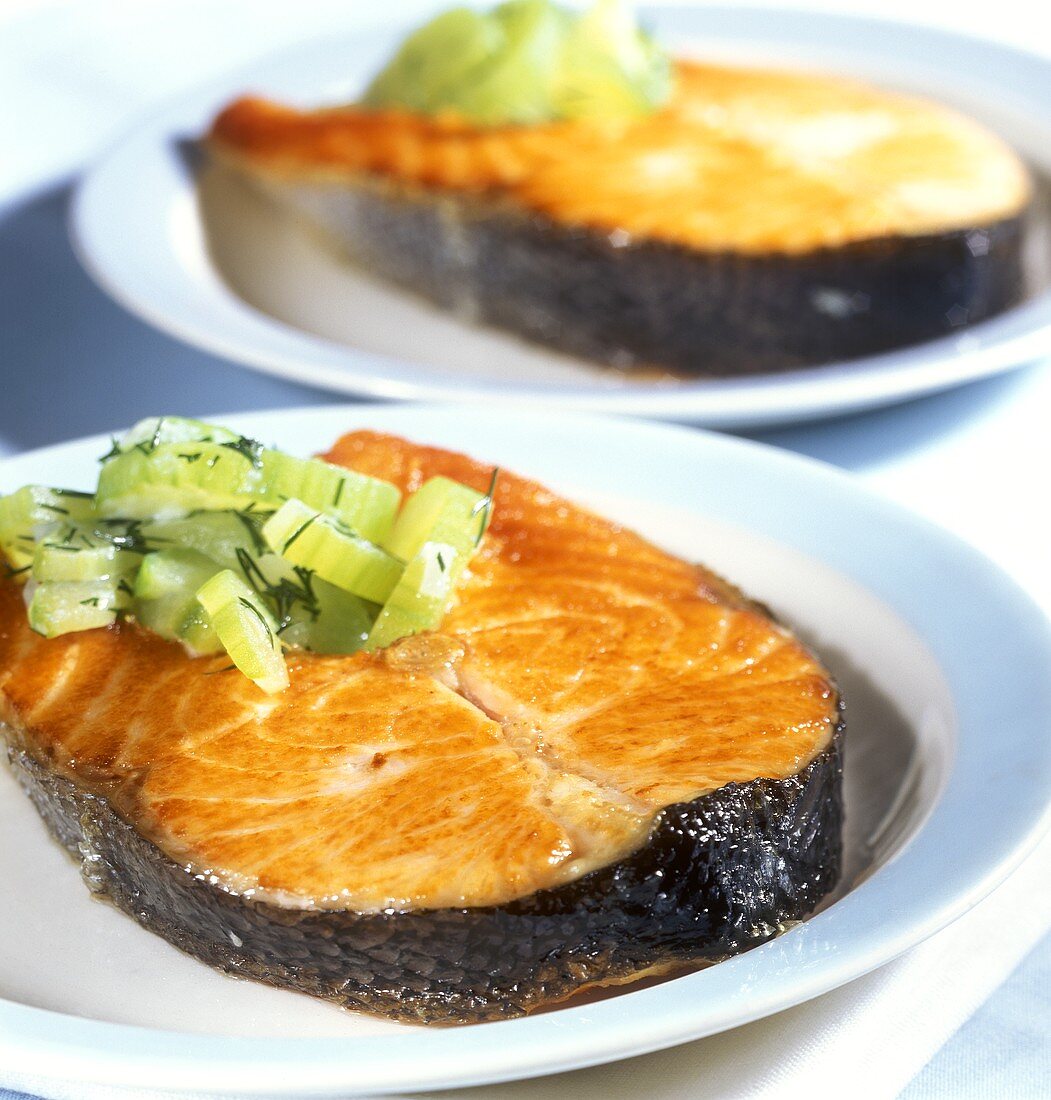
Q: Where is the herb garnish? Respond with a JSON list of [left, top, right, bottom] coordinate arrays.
[[282, 513, 319, 553], [98, 437, 123, 463], [220, 435, 264, 467], [471, 467, 500, 546], [237, 596, 278, 649]]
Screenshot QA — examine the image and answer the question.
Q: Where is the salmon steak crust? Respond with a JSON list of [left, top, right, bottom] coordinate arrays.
[[207, 61, 1030, 375], [0, 432, 843, 1024]]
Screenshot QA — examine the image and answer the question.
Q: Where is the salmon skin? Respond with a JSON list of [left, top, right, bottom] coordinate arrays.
[[0, 432, 843, 1024], [207, 61, 1031, 375]]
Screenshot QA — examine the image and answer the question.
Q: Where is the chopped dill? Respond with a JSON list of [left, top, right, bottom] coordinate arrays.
[[79, 596, 100, 607], [94, 518, 151, 554], [220, 435, 264, 467], [235, 549, 319, 631], [282, 513, 319, 553], [232, 506, 270, 556], [98, 437, 122, 463], [471, 467, 500, 545], [237, 596, 277, 648], [149, 418, 165, 450]]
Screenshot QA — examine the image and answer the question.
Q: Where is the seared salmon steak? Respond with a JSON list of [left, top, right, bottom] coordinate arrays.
[[0, 432, 842, 1023], [207, 60, 1031, 374]]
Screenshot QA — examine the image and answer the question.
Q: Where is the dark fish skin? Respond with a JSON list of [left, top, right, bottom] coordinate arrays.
[[7, 718, 842, 1025], [222, 162, 1027, 376]]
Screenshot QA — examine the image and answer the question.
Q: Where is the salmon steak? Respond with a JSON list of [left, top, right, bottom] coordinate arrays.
[[0, 432, 843, 1024], [207, 60, 1031, 374]]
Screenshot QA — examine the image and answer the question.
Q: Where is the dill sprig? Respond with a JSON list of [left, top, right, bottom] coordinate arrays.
[[471, 467, 500, 546], [237, 596, 279, 650], [281, 513, 319, 553], [93, 518, 152, 555], [98, 437, 123, 463], [235, 548, 320, 633], [232, 504, 272, 556], [220, 435, 264, 467]]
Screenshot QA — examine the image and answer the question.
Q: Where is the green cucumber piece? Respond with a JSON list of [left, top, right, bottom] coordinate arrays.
[[109, 416, 239, 457], [140, 511, 268, 573], [367, 541, 461, 649], [363, 0, 671, 125], [196, 570, 288, 693], [134, 548, 224, 601], [384, 476, 488, 562], [0, 487, 97, 569], [26, 579, 132, 637], [262, 499, 404, 604], [98, 439, 400, 540], [96, 441, 266, 518], [279, 578, 377, 655], [553, 0, 671, 119], [134, 549, 224, 655], [32, 540, 140, 583], [443, 1, 569, 126], [364, 8, 503, 114], [258, 451, 400, 542]]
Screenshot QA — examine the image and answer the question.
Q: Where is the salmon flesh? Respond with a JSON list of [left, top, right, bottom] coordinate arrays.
[[0, 432, 843, 1024], [207, 61, 1030, 374]]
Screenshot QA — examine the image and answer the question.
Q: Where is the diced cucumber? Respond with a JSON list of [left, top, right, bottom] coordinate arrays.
[[367, 541, 460, 650], [98, 437, 400, 541], [196, 570, 288, 693], [363, 0, 671, 125], [364, 8, 504, 115], [0, 486, 97, 569], [134, 549, 224, 654], [141, 510, 269, 572], [384, 476, 489, 562], [32, 540, 140, 583], [6, 415, 497, 683], [262, 499, 404, 604], [137, 595, 222, 655], [135, 548, 221, 600], [26, 579, 132, 637], [109, 416, 239, 457], [279, 578, 377, 655], [259, 451, 400, 543], [96, 441, 267, 519]]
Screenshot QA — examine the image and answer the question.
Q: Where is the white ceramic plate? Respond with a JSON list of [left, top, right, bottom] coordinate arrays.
[[70, 7, 1051, 429], [1, 405, 1050, 1098]]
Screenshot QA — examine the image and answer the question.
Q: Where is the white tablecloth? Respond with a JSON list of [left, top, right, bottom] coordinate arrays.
[[0, 1, 1048, 1096]]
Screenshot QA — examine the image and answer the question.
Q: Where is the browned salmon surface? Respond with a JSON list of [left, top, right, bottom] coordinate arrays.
[[0, 432, 836, 912], [209, 61, 1030, 253]]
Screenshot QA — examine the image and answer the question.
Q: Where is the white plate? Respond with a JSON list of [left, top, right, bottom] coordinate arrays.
[[1, 405, 1050, 1098], [70, 6, 1051, 429]]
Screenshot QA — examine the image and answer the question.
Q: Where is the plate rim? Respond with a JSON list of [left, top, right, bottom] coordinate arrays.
[[1, 402, 1050, 1097], [68, 4, 1051, 429]]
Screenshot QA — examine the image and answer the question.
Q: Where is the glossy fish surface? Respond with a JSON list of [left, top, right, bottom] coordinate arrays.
[[207, 62, 1030, 374], [0, 433, 843, 1022]]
